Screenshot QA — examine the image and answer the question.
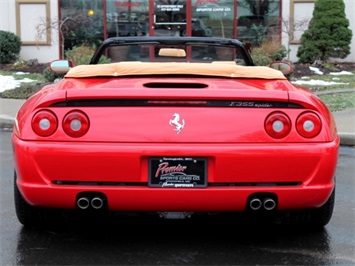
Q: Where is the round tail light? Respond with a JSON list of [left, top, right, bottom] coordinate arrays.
[[296, 111, 322, 138], [32, 110, 58, 137], [265, 112, 291, 139], [63, 111, 90, 138]]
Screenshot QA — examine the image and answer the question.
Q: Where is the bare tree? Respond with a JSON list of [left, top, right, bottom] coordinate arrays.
[[281, 17, 310, 60], [238, 0, 278, 16], [36, 16, 77, 58]]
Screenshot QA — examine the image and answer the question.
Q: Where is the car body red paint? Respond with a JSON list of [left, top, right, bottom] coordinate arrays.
[[12, 37, 339, 227]]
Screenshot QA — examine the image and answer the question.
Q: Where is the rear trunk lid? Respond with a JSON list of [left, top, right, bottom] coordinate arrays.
[[51, 77, 306, 143]]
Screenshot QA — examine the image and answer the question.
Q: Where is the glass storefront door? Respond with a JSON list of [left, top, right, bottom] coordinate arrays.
[[105, 0, 188, 38], [153, 0, 187, 37], [58, 0, 282, 57], [106, 0, 149, 37]]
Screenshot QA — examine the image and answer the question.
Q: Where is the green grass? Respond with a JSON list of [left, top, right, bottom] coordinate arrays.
[[0, 70, 47, 99], [0, 71, 45, 83], [318, 92, 355, 112], [295, 71, 355, 91], [295, 70, 355, 112]]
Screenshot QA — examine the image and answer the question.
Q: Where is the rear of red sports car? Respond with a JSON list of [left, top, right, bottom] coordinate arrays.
[[12, 37, 339, 228]]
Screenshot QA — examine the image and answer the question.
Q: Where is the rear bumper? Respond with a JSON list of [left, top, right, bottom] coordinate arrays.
[[12, 135, 339, 211], [15, 183, 335, 212]]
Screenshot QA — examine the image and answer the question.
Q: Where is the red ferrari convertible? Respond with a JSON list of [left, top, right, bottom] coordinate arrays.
[[12, 37, 339, 228]]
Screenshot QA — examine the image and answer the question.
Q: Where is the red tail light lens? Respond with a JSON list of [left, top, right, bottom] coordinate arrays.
[[296, 111, 322, 138], [265, 112, 291, 139], [63, 111, 90, 138], [32, 110, 58, 137]]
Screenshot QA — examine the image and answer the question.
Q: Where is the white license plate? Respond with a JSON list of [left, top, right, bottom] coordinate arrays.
[[149, 157, 207, 188]]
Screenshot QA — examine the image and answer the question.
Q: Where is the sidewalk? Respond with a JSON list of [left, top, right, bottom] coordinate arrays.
[[331, 108, 355, 146], [0, 97, 354, 146]]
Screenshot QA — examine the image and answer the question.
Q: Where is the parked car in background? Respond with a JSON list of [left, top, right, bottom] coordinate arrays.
[[12, 37, 338, 228]]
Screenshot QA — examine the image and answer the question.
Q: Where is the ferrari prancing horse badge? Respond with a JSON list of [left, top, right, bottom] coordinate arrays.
[[169, 113, 185, 134]]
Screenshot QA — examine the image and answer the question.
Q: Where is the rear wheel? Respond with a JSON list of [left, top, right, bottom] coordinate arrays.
[[283, 188, 335, 228], [14, 171, 59, 227]]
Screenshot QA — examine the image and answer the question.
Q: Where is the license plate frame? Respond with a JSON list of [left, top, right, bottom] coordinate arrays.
[[148, 157, 207, 188]]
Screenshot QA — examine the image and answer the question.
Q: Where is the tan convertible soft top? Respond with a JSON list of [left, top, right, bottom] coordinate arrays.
[[65, 62, 286, 80]]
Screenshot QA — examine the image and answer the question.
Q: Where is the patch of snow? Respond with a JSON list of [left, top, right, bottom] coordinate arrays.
[[329, 71, 353, 76], [292, 79, 349, 86], [309, 66, 324, 75], [0, 75, 36, 93], [295, 67, 353, 86], [15, 71, 30, 75]]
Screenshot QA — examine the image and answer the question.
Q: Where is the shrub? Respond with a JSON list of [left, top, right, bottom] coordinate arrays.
[[65, 46, 94, 65], [61, 13, 104, 51], [297, 0, 352, 63], [251, 40, 287, 66], [65, 45, 110, 65], [250, 49, 272, 66], [43, 67, 64, 82], [0, 31, 21, 63]]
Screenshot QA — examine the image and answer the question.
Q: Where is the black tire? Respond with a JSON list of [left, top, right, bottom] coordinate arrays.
[[282, 188, 335, 229], [14, 171, 59, 228]]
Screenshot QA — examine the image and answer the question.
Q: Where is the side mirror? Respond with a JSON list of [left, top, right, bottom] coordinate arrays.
[[269, 61, 293, 75], [49, 60, 75, 74]]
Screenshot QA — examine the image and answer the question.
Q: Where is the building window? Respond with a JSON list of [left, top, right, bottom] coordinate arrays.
[[16, 0, 51, 46], [192, 0, 234, 38], [237, 0, 281, 46], [106, 0, 149, 37], [290, 0, 315, 43], [59, 0, 104, 51], [58, 0, 282, 56]]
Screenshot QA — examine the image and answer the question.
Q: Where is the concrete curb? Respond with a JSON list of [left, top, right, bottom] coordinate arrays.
[[0, 115, 15, 131], [337, 133, 355, 146], [313, 88, 355, 95]]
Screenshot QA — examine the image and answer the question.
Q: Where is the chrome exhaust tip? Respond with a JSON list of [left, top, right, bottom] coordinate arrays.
[[91, 197, 104, 209], [263, 198, 276, 210], [77, 197, 90, 209], [249, 198, 262, 210]]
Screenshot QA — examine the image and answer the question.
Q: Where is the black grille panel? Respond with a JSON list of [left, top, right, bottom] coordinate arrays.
[[52, 100, 303, 108], [52, 180, 301, 187]]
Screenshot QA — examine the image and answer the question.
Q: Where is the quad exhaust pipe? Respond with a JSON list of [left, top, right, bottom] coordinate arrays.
[[248, 194, 277, 211], [77, 196, 90, 209], [250, 198, 263, 210], [77, 193, 106, 210], [91, 197, 104, 209], [263, 198, 276, 211]]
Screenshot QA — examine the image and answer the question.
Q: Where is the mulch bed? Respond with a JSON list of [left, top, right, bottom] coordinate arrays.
[[291, 63, 355, 79], [0, 63, 48, 73]]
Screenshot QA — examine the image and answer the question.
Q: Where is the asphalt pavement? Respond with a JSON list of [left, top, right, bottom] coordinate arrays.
[[1, 96, 354, 146]]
